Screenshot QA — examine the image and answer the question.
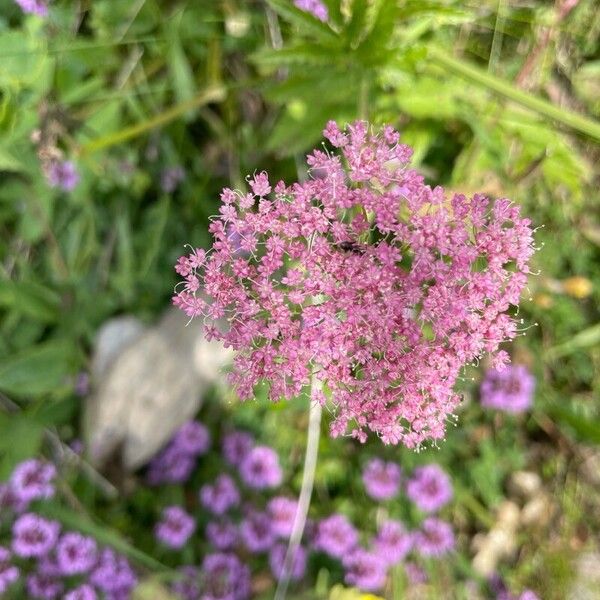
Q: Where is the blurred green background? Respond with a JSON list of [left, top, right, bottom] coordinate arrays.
[[0, 0, 599, 598]]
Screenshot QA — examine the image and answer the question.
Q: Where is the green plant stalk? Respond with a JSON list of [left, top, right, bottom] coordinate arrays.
[[81, 86, 226, 154], [427, 46, 600, 142]]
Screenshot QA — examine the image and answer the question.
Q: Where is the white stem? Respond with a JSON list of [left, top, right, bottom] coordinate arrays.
[[274, 379, 323, 600]]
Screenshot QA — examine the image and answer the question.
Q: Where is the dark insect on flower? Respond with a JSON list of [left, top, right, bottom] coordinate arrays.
[[337, 241, 364, 255]]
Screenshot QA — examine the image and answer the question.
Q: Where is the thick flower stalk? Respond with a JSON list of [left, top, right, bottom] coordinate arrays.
[[173, 121, 535, 448]]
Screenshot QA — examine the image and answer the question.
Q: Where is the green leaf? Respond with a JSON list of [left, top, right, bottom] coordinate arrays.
[[139, 197, 170, 275], [254, 44, 337, 68], [0, 280, 61, 323], [167, 28, 196, 118], [546, 322, 600, 360], [0, 340, 75, 397], [545, 405, 600, 445], [0, 413, 45, 478], [266, 0, 337, 41]]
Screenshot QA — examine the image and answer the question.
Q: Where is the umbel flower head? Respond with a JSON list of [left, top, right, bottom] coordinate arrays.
[[174, 121, 535, 448]]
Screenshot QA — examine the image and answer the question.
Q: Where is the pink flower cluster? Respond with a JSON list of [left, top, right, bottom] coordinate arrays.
[[174, 121, 535, 448]]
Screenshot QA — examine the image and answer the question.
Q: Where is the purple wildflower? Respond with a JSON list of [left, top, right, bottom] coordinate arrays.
[[55, 532, 97, 575], [239, 445, 282, 489], [172, 566, 200, 600], [160, 166, 186, 193], [405, 561, 427, 585], [155, 506, 196, 550], [267, 496, 299, 538], [519, 592, 540, 600], [147, 445, 196, 485], [26, 573, 63, 599], [240, 511, 275, 553], [89, 549, 137, 597], [314, 514, 359, 559], [173, 421, 210, 455], [14, 0, 49, 16], [222, 430, 254, 467], [0, 482, 28, 514], [269, 543, 307, 582], [64, 584, 98, 600], [47, 160, 79, 191], [10, 459, 56, 504], [0, 547, 19, 595], [480, 364, 535, 413], [343, 548, 387, 592], [372, 519, 412, 566], [207, 520, 238, 551], [414, 517, 455, 557], [201, 553, 251, 600], [362, 459, 401, 501], [12, 513, 60, 558], [200, 474, 240, 515], [293, 0, 328, 22], [406, 464, 453, 513]]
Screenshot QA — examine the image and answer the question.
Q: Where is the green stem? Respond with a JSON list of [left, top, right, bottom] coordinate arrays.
[[427, 46, 600, 142], [80, 86, 226, 155]]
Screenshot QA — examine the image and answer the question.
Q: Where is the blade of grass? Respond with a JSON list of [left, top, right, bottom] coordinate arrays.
[[546, 322, 600, 360], [80, 86, 226, 154], [427, 46, 600, 142]]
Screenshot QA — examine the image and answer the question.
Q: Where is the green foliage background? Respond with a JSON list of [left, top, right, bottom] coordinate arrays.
[[0, 0, 599, 598]]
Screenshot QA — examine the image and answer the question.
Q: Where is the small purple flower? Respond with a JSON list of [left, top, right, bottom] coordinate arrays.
[[519, 592, 540, 600], [414, 517, 455, 557], [12, 513, 60, 558], [267, 496, 299, 538], [343, 548, 387, 592], [172, 566, 200, 600], [314, 514, 359, 559], [240, 511, 275, 553], [206, 520, 237, 551], [0, 547, 19, 595], [14, 0, 49, 16], [269, 543, 307, 582], [64, 584, 98, 600], [222, 430, 254, 467], [293, 0, 328, 22], [155, 506, 196, 550], [362, 458, 401, 501], [160, 166, 186, 193], [0, 482, 28, 514], [89, 549, 137, 596], [10, 459, 56, 504], [239, 445, 282, 489], [372, 519, 412, 566], [406, 464, 453, 513], [173, 421, 210, 456], [480, 364, 535, 413], [26, 572, 64, 599], [201, 553, 251, 600], [147, 445, 196, 485], [47, 160, 79, 191], [200, 474, 240, 515], [55, 532, 97, 575]]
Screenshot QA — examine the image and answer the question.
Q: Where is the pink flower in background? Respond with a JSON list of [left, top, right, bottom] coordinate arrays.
[[10, 459, 56, 504], [343, 548, 387, 592], [372, 519, 412, 566], [174, 121, 535, 448], [200, 474, 240, 515], [414, 517, 455, 557], [362, 458, 401, 500], [0, 547, 19, 595], [239, 446, 282, 489], [47, 160, 79, 191], [14, 0, 48, 16], [269, 543, 307, 581], [314, 514, 359, 559], [480, 364, 535, 413], [12, 514, 60, 558], [406, 464, 453, 512], [294, 0, 328, 22], [222, 430, 254, 466], [267, 496, 299, 538]]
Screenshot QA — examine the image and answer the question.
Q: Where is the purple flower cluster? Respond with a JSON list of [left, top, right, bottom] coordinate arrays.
[[200, 475, 240, 515], [239, 445, 283, 489], [362, 458, 402, 500], [406, 464, 453, 513], [147, 420, 210, 485], [480, 364, 535, 413], [155, 506, 196, 549], [0, 459, 137, 599]]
